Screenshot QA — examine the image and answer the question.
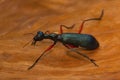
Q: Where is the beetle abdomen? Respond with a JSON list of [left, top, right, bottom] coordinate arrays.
[[59, 33, 99, 50], [79, 34, 99, 50]]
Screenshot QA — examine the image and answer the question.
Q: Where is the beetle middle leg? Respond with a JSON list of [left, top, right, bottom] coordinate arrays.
[[60, 24, 75, 34], [45, 30, 51, 34], [78, 10, 104, 33], [64, 44, 98, 67]]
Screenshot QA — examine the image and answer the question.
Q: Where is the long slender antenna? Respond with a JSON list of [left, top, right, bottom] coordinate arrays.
[[23, 32, 35, 48], [24, 33, 34, 35], [23, 39, 33, 48]]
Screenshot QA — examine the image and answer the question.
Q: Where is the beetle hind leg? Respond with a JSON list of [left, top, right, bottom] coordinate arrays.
[[63, 44, 98, 67], [70, 48, 98, 67], [78, 10, 104, 33]]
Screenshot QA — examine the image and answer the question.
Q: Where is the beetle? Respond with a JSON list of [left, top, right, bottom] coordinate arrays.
[[25, 10, 104, 70]]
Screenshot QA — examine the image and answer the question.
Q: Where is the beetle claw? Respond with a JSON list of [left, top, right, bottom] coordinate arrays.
[[90, 59, 99, 67]]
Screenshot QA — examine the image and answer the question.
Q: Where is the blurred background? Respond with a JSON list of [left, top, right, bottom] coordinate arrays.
[[0, 0, 120, 80]]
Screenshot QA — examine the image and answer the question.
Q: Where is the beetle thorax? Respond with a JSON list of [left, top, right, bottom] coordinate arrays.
[[44, 33, 58, 41]]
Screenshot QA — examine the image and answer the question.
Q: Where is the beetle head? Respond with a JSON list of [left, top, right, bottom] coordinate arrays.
[[32, 31, 44, 45]]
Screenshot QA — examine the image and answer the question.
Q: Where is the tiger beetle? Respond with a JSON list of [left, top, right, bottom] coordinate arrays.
[[24, 10, 104, 70]]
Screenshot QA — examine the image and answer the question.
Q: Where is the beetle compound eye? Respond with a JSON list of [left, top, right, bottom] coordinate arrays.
[[37, 31, 43, 36]]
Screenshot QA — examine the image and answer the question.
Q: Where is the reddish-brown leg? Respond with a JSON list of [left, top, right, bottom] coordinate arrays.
[[78, 21, 85, 33], [28, 42, 57, 70], [60, 25, 63, 34], [60, 24, 75, 34], [65, 44, 78, 48]]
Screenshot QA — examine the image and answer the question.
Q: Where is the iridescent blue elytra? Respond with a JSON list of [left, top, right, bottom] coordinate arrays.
[[58, 33, 99, 50]]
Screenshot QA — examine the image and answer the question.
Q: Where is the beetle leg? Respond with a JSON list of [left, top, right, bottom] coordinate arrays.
[[45, 30, 50, 34], [28, 41, 57, 70], [64, 44, 99, 67], [60, 24, 75, 34], [64, 44, 78, 48], [70, 48, 99, 67], [78, 10, 104, 33]]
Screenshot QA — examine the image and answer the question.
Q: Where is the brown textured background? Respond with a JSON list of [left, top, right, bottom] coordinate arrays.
[[0, 0, 120, 80]]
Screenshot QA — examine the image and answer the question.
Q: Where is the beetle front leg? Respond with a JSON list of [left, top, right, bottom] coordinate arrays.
[[28, 41, 57, 70]]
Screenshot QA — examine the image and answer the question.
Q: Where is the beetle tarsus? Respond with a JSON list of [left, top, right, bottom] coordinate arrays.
[[90, 59, 99, 67]]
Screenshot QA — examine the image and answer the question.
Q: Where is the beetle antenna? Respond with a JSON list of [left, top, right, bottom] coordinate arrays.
[[23, 32, 35, 48], [24, 33, 34, 35], [23, 39, 33, 48]]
